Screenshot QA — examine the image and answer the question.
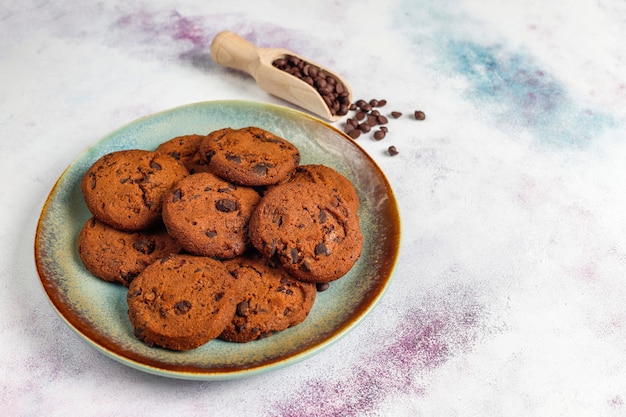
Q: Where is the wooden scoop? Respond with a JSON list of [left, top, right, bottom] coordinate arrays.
[[210, 31, 352, 122]]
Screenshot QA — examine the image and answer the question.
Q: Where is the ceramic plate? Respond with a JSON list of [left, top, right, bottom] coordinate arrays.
[[35, 100, 401, 380]]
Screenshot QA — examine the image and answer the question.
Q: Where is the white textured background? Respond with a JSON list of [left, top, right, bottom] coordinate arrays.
[[2, 0, 626, 415]]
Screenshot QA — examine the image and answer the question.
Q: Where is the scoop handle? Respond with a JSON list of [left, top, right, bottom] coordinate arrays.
[[210, 31, 261, 75]]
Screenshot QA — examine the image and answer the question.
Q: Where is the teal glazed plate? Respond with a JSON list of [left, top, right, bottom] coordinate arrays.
[[34, 100, 401, 380]]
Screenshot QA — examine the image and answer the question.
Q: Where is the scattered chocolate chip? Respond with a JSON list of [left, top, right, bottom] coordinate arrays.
[[215, 198, 239, 213], [391, 111, 402, 118], [373, 130, 386, 140], [388, 146, 399, 156], [348, 129, 361, 139], [414, 110, 426, 120]]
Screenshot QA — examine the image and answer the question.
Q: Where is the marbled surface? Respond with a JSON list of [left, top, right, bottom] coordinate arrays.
[[2, 0, 626, 415]]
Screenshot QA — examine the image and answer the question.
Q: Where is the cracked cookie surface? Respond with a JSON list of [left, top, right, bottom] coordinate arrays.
[[248, 181, 363, 283], [198, 126, 300, 186], [162, 172, 262, 259], [126, 254, 241, 351], [81, 149, 189, 231]]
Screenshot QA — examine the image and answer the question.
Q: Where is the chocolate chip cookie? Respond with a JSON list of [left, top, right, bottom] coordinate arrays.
[[198, 127, 300, 186], [77, 217, 182, 286], [219, 251, 317, 342], [162, 172, 261, 259], [248, 181, 363, 283], [127, 254, 240, 351], [81, 149, 189, 231]]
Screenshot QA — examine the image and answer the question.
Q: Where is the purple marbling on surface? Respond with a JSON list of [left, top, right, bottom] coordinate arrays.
[[272, 289, 488, 416]]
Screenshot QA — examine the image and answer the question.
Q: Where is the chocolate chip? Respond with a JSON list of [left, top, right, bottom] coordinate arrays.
[[316, 282, 330, 292], [149, 160, 162, 170], [168, 151, 181, 160], [133, 239, 156, 255], [315, 242, 330, 256], [225, 154, 241, 164], [348, 129, 361, 139], [204, 150, 215, 163], [391, 111, 402, 118], [388, 146, 399, 156], [174, 300, 192, 315], [374, 130, 386, 140], [172, 188, 182, 202], [205, 230, 217, 238], [215, 198, 239, 212], [278, 286, 294, 295], [290, 248, 299, 264], [252, 163, 270, 176], [414, 110, 426, 120], [236, 301, 250, 317]]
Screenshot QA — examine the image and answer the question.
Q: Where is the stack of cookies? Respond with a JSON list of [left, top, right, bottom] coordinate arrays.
[[78, 126, 363, 351]]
